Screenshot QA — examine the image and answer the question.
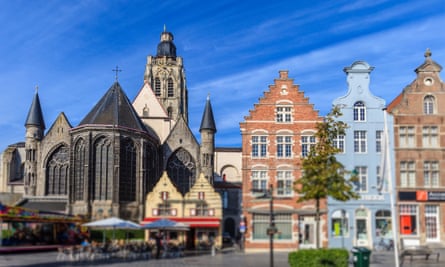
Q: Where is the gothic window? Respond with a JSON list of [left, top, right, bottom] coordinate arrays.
[[353, 101, 366, 121], [45, 145, 69, 195], [154, 78, 161, 96], [93, 137, 113, 200], [143, 142, 158, 194], [73, 139, 86, 201], [119, 138, 136, 202], [10, 149, 23, 182], [167, 78, 174, 97], [424, 95, 435, 114], [167, 148, 196, 195]]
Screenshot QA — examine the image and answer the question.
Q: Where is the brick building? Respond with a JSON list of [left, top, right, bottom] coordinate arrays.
[[387, 49, 445, 246], [240, 70, 326, 251]]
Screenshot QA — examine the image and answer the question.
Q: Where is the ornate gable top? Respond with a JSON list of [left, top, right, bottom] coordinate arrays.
[[79, 82, 147, 132], [415, 48, 442, 73]]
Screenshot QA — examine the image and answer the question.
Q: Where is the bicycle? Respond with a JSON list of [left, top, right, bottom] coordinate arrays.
[[374, 238, 394, 251]]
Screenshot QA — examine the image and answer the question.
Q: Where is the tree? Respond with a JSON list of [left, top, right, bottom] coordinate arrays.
[[294, 106, 359, 248]]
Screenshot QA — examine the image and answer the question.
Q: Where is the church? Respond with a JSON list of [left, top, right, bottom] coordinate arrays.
[[0, 29, 242, 241]]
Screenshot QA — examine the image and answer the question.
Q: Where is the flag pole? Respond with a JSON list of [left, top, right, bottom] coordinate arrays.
[[383, 108, 399, 266]]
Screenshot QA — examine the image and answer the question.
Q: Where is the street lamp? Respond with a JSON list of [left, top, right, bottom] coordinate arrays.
[[266, 184, 277, 267]]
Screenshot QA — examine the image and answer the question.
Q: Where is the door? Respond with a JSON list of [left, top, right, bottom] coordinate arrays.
[[355, 208, 369, 247], [299, 217, 316, 248], [400, 215, 412, 235]]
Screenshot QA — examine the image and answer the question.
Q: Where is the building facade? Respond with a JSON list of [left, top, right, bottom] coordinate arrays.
[[329, 61, 395, 250], [240, 70, 326, 251], [387, 49, 445, 246]]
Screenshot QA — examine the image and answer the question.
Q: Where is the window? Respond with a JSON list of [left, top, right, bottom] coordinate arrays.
[[252, 213, 292, 240], [251, 170, 268, 191], [399, 126, 415, 148], [158, 202, 171, 216], [331, 210, 349, 237], [400, 204, 418, 236], [333, 135, 345, 153], [277, 136, 292, 158], [424, 95, 435, 114], [422, 126, 438, 147], [195, 203, 210, 216], [425, 205, 439, 241], [252, 136, 267, 158], [400, 161, 416, 187], [354, 166, 367, 192], [424, 161, 439, 188], [354, 131, 367, 153], [376, 130, 383, 153], [167, 78, 174, 97], [301, 135, 316, 157], [119, 138, 136, 202], [353, 101, 366, 121], [376, 166, 387, 192], [375, 210, 392, 238], [154, 78, 161, 96], [276, 106, 292, 122], [276, 171, 292, 196], [46, 145, 69, 196]]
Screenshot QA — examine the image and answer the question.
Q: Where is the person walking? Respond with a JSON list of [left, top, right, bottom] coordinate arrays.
[[155, 232, 162, 259]]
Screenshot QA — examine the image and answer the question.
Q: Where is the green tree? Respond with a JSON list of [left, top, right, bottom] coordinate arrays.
[[295, 106, 359, 248]]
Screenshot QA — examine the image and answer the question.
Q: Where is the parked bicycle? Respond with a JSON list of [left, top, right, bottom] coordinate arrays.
[[374, 238, 394, 251]]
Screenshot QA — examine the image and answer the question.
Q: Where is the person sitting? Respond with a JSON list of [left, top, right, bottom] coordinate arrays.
[[81, 238, 90, 247]]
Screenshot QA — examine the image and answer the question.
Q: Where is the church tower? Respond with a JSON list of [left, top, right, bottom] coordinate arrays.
[[24, 89, 45, 196], [199, 95, 216, 184], [144, 27, 188, 123]]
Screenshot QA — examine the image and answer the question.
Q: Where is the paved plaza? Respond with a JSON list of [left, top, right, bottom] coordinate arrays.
[[0, 249, 444, 267]]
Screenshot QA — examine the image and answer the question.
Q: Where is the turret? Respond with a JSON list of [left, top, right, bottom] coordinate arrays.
[[24, 88, 45, 195], [199, 95, 217, 184]]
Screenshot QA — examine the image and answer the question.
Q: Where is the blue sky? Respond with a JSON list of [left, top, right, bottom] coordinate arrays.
[[0, 0, 444, 151]]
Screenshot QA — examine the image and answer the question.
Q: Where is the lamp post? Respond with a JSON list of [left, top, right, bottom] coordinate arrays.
[[266, 184, 277, 267]]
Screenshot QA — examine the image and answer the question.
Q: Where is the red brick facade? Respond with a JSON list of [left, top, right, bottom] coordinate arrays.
[[239, 70, 327, 251], [387, 50, 445, 246]]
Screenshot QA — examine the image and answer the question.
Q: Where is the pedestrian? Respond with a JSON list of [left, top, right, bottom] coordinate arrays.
[[155, 231, 162, 259]]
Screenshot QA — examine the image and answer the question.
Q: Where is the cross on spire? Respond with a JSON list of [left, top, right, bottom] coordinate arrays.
[[112, 65, 122, 81]]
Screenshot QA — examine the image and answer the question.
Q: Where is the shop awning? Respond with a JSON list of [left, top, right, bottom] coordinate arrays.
[[142, 217, 220, 228]]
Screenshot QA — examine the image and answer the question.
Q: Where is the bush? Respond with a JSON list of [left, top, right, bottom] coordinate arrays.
[[288, 248, 349, 267], [90, 229, 144, 242]]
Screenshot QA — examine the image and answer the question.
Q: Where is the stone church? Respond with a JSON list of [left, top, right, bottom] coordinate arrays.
[[0, 29, 241, 226]]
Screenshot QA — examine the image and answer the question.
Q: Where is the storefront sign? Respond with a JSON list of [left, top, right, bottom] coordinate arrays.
[[360, 195, 384, 201], [417, 190, 445, 201]]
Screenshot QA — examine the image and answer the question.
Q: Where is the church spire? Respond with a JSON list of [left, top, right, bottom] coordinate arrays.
[[25, 86, 45, 130], [199, 94, 217, 133]]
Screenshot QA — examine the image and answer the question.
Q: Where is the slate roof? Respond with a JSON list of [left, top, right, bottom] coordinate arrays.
[[25, 91, 45, 129], [199, 96, 216, 132], [79, 82, 147, 132]]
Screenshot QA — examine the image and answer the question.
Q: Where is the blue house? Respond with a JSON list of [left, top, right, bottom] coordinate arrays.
[[328, 61, 395, 250]]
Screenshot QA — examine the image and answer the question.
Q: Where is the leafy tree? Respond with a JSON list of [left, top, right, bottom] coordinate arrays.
[[294, 106, 359, 248]]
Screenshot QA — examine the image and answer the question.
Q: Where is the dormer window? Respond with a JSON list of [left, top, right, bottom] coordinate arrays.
[[353, 101, 366, 122], [424, 95, 435, 115]]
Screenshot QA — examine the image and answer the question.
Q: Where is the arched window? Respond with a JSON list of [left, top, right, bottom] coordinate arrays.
[[73, 139, 86, 201], [93, 137, 113, 200], [167, 78, 174, 97], [353, 101, 366, 121], [119, 138, 136, 202], [167, 148, 196, 194], [424, 95, 435, 114], [331, 209, 349, 237], [154, 78, 161, 96], [45, 145, 69, 195]]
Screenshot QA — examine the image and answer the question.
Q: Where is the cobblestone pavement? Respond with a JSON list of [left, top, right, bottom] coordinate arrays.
[[1, 249, 444, 267]]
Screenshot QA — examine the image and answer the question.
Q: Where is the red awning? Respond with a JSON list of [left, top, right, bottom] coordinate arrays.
[[142, 217, 220, 228]]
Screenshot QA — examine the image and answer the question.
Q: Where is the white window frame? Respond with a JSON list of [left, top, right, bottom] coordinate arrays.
[[376, 130, 383, 153], [333, 135, 345, 153], [354, 131, 367, 153], [301, 135, 316, 157], [422, 126, 438, 148], [276, 106, 292, 123], [252, 136, 268, 158], [425, 205, 440, 242], [353, 101, 366, 122], [400, 161, 416, 188], [251, 170, 268, 191], [355, 166, 368, 192], [276, 170, 293, 197], [399, 126, 415, 148], [424, 95, 435, 115], [277, 136, 292, 158], [331, 209, 349, 238], [424, 161, 439, 188]]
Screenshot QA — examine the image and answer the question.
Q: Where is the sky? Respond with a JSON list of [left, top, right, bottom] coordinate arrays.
[[0, 0, 444, 151]]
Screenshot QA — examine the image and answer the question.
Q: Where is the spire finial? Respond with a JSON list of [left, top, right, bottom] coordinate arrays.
[[425, 48, 432, 58], [112, 65, 122, 81], [164, 24, 166, 32], [35, 85, 39, 93], [207, 92, 210, 101]]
